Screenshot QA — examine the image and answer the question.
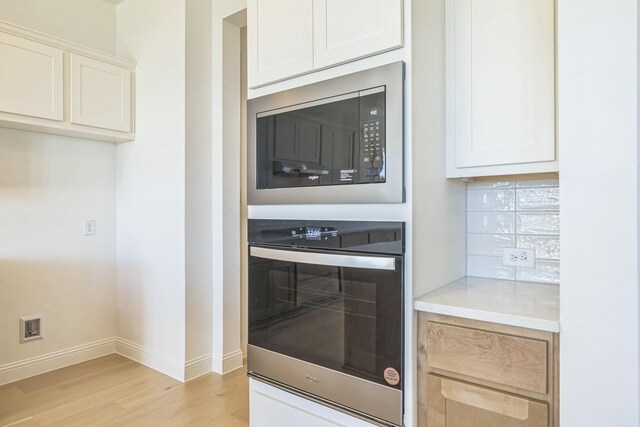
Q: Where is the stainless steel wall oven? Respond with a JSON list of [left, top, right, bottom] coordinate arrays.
[[247, 62, 404, 205], [247, 219, 404, 426]]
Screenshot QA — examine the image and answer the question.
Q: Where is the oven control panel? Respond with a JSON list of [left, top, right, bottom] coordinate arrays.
[[249, 220, 405, 254]]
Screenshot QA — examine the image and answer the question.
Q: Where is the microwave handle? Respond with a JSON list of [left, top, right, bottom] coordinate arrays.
[[250, 246, 396, 271]]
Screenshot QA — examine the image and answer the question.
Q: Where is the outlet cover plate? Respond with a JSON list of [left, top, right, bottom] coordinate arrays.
[[502, 248, 535, 268], [84, 219, 96, 235]]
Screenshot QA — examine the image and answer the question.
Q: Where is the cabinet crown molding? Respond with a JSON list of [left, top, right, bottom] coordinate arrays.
[[0, 20, 136, 143], [0, 20, 136, 69]]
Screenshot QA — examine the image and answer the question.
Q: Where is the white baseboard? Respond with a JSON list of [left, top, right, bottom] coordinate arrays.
[[115, 338, 184, 382], [213, 349, 244, 374], [185, 354, 213, 382], [1, 340, 242, 386], [0, 337, 116, 386]]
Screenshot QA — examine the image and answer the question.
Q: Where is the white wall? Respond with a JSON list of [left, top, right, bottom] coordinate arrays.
[[211, 2, 247, 374], [185, 0, 213, 369], [240, 26, 249, 358], [558, 0, 640, 425], [0, 130, 116, 367], [410, 2, 467, 426], [0, 1, 117, 384], [0, 0, 116, 54], [116, 0, 187, 379], [411, 0, 467, 299]]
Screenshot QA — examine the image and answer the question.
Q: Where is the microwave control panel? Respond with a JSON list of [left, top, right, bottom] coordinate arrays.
[[359, 91, 386, 183]]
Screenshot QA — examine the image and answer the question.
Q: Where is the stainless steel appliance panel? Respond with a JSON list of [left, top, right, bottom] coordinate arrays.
[[248, 345, 403, 426], [248, 62, 404, 204]]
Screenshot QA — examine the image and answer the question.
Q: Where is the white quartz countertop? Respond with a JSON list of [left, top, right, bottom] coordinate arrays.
[[414, 276, 560, 332]]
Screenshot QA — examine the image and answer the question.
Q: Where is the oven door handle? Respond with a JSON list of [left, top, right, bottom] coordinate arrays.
[[250, 246, 396, 271]]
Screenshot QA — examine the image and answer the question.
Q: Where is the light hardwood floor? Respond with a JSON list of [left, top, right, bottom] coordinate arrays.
[[0, 354, 249, 427]]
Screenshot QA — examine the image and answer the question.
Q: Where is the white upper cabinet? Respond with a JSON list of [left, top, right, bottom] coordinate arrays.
[[0, 21, 136, 143], [446, 0, 557, 178], [248, 0, 314, 88], [248, 0, 403, 88], [0, 32, 63, 121], [313, 0, 402, 69], [70, 54, 132, 133]]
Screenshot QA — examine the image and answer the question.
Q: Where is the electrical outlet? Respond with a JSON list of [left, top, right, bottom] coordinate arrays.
[[84, 219, 96, 235], [20, 315, 44, 343], [502, 248, 535, 268]]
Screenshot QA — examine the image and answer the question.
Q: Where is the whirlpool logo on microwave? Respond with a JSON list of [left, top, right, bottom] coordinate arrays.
[[305, 374, 320, 384]]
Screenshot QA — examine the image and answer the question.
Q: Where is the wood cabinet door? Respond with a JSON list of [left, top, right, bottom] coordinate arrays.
[[247, 0, 314, 87], [427, 322, 548, 394], [427, 375, 548, 427], [69, 54, 132, 132], [313, 0, 403, 69], [0, 32, 63, 121], [446, 0, 555, 171]]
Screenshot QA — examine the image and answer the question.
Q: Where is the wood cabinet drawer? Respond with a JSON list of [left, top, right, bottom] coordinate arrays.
[[427, 374, 548, 427], [427, 322, 548, 394]]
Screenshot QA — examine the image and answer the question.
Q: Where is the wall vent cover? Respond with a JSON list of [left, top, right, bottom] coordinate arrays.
[[20, 315, 44, 343]]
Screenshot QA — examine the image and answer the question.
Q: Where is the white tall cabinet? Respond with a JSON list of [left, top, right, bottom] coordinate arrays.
[[313, 0, 403, 68], [248, 0, 403, 88], [446, 0, 557, 178], [248, 0, 314, 87]]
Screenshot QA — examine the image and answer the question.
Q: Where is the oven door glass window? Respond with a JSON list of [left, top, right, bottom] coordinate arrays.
[[248, 247, 403, 389]]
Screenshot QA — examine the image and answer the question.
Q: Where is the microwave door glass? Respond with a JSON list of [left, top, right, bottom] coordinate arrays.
[[256, 90, 386, 190]]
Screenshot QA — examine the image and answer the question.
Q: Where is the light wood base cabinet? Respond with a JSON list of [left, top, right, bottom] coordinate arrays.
[[427, 375, 548, 427], [418, 313, 559, 427]]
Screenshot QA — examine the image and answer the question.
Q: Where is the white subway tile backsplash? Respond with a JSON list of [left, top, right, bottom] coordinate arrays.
[[517, 188, 560, 211], [517, 235, 560, 260], [467, 212, 516, 234], [467, 255, 516, 280], [467, 178, 560, 285], [467, 189, 515, 211], [516, 178, 559, 188], [516, 260, 560, 284], [466, 181, 515, 189], [468, 233, 516, 256], [517, 213, 560, 235]]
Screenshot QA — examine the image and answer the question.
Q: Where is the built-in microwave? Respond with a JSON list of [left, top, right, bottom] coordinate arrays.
[[247, 62, 404, 205]]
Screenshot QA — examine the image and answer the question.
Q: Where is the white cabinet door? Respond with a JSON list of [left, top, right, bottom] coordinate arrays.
[[0, 32, 63, 121], [313, 0, 403, 69], [70, 54, 132, 132], [248, 0, 314, 88], [446, 0, 555, 176]]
